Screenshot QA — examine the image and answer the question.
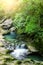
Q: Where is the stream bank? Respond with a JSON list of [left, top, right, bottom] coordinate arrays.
[[0, 18, 43, 65]]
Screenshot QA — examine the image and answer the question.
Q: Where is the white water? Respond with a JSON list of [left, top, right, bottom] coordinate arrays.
[[10, 48, 29, 60]]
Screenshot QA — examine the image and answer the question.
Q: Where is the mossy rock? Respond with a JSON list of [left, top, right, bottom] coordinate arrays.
[[0, 43, 4, 47]]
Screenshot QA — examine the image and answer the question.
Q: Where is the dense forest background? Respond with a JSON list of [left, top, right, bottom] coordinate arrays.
[[0, 0, 43, 65], [0, 0, 43, 54]]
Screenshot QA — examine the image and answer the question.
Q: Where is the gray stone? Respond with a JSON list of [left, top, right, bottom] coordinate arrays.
[[21, 44, 28, 49], [1, 19, 13, 29]]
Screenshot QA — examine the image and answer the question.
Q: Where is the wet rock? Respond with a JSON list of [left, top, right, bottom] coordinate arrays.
[[21, 44, 28, 49], [15, 43, 28, 49], [4, 42, 15, 51], [2, 29, 10, 35], [10, 27, 16, 32], [6, 45, 14, 51], [1, 19, 13, 29], [0, 47, 7, 54], [28, 46, 38, 52], [0, 43, 4, 47], [0, 27, 10, 35]]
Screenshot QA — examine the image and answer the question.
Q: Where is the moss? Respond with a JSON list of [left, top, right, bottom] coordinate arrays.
[[16, 60, 22, 65], [0, 43, 4, 47], [23, 59, 31, 63]]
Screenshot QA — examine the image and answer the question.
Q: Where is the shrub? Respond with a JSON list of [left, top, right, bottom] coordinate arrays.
[[13, 0, 43, 55]]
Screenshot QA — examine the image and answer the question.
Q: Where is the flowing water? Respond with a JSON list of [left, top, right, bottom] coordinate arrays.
[[3, 32, 43, 61], [3, 32, 17, 42]]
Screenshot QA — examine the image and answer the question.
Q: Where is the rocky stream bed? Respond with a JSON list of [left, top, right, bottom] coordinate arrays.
[[0, 19, 43, 65]]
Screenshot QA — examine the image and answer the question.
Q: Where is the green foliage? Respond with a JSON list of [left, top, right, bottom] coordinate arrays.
[[13, 0, 43, 55], [32, 30, 43, 55], [13, 0, 41, 34], [0, 0, 43, 55], [25, 16, 40, 34], [13, 13, 26, 34]]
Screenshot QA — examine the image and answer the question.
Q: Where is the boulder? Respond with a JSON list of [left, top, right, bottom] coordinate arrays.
[[1, 19, 13, 29], [10, 27, 16, 32], [28, 46, 38, 52]]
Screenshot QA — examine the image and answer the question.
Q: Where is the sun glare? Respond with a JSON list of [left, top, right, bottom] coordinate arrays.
[[0, 0, 23, 13]]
